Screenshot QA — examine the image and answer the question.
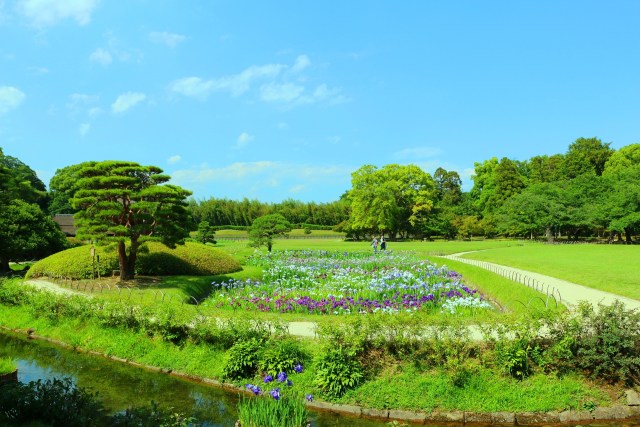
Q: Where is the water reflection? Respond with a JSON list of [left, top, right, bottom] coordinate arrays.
[[0, 331, 383, 426]]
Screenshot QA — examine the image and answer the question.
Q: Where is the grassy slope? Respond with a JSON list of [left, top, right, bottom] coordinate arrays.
[[461, 244, 640, 299]]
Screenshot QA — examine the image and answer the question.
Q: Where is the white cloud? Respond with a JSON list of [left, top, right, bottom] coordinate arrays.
[[393, 147, 443, 160], [111, 92, 146, 113], [289, 184, 305, 194], [88, 106, 102, 117], [167, 155, 181, 164], [260, 82, 304, 103], [291, 54, 310, 73], [89, 48, 112, 65], [17, 0, 99, 27], [79, 122, 90, 136], [0, 86, 25, 114], [168, 55, 349, 108], [149, 31, 186, 48], [235, 132, 254, 149], [169, 63, 285, 99]]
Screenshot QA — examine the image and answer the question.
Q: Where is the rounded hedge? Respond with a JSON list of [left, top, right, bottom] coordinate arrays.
[[26, 242, 242, 279]]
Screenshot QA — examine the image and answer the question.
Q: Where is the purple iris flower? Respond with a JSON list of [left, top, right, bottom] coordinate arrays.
[[276, 372, 288, 382], [293, 364, 303, 373], [305, 394, 314, 402], [263, 374, 273, 383], [270, 388, 281, 400], [286, 379, 293, 387]]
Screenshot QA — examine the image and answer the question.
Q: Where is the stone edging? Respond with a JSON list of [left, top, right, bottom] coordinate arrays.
[[2, 325, 640, 425]]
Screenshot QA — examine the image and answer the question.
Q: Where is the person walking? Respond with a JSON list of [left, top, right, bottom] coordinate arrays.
[[380, 235, 386, 251], [371, 237, 378, 253]]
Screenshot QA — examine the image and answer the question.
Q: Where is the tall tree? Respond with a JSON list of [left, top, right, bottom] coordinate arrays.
[[348, 164, 435, 238], [0, 148, 68, 272], [48, 162, 96, 215], [0, 200, 68, 272], [563, 137, 613, 178], [603, 143, 640, 176], [248, 213, 292, 252], [71, 161, 192, 280]]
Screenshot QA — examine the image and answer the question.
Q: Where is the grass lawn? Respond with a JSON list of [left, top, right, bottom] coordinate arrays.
[[461, 243, 640, 300]]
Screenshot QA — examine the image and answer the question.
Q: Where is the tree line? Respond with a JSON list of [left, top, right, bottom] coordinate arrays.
[[337, 137, 640, 243], [1, 135, 638, 276]]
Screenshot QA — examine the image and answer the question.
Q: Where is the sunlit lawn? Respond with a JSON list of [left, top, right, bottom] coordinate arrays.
[[461, 243, 640, 300]]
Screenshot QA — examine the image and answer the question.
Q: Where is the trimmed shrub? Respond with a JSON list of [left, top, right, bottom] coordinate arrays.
[[25, 242, 241, 279]]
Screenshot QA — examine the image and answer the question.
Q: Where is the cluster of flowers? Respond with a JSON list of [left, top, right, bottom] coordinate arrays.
[[245, 364, 313, 402], [206, 250, 492, 315]]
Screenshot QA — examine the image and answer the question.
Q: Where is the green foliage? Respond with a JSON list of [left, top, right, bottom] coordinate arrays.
[[26, 242, 241, 279], [496, 340, 532, 380], [70, 160, 192, 280], [0, 199, 69, 272], [194, 221, 216, 244], [248, 214, 292, 252], [570, 301, 640, 385], [258, 339, 308, 377], [313, 346, 364, 398], [0, 356, 16, 375], [222, 338, 263, 380], [237, 393, 307, 427]]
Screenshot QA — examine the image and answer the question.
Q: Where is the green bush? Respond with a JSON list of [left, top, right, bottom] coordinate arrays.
[[258, 339, 308, 377], [313, 347, 364, 399], [25, 241, 241, 279], [222, 338, 263, 380], [570, 301, 640, 385]]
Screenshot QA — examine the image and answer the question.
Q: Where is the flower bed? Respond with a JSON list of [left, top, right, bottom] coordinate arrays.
[[205, 250, 492, 315]]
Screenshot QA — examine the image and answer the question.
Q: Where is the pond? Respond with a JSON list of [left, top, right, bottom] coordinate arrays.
[[0, 331, 384, 426]]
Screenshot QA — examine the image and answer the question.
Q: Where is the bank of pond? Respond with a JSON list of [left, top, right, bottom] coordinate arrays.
[[0, 331, 383, 426]]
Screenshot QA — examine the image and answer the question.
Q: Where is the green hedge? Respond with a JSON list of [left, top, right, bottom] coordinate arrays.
[[25, 242, 241, 279]]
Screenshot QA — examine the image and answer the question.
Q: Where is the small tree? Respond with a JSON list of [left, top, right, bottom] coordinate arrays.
[[71, 161, 192, 280], [249, 214, 292, 252], [196, 220, 216, 244]]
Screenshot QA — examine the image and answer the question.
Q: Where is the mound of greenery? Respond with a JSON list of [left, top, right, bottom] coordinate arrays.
[[25, 242, 241, 279]]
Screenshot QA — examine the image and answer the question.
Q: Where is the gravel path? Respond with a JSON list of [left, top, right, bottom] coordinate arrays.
[[440, 251, 640, 311]]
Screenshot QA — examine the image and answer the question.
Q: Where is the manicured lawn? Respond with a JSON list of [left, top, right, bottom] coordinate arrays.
[[461, 244, 640, 299]]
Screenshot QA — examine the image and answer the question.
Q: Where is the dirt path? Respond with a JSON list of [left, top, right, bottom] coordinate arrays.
[[440, 251, 640, 310]]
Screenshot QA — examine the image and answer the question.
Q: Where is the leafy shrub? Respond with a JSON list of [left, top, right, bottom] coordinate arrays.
[[26, 242, 241, 279], [495, 339, 532, 380], [313, 347, 364, 398], [222, 338, 263, 380], [258, 339, 308, 377], [570, 301, 640, 385]]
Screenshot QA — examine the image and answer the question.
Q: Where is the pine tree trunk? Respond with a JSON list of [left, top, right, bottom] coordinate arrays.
[[117, 240, 128, 280]]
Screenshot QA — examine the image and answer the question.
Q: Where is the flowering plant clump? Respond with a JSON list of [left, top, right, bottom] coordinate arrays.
[[207, 250, 492, 315], [239, 367, 309, 427]]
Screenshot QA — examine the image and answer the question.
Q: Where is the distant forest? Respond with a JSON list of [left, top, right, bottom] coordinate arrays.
[[36, 136, 640, 242]]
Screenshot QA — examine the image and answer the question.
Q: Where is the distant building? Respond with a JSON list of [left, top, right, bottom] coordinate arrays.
[[53, 214, 77, 236]]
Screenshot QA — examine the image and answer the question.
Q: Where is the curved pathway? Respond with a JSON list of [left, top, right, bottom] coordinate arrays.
[[440, 251, 640, 311]]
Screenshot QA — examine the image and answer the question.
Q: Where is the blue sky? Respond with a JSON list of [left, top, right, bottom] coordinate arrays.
[[1, 1, 639, 203]]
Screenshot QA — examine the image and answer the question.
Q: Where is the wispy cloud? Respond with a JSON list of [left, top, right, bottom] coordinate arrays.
[[169, 55, 349, 107], [79, 123, 90, 136], [111, 92, 146, 113], [169, 64, 284, 99], [149, 31, 186, 48], [89, 48, 112, 65], [393, 147, 443, 160], [167, 155, 181, 164], [235, 132, 254, 149], [0, 86, 26, 114], [17, 0, 99, 27]]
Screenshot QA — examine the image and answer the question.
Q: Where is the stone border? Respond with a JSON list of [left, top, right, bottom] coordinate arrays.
[[0, 369, 18, 384], [2, 325, 640, 425]]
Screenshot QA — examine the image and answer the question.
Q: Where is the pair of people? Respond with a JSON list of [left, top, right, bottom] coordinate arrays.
[[371, 235, 387, 253]]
